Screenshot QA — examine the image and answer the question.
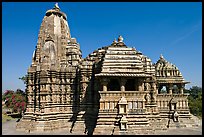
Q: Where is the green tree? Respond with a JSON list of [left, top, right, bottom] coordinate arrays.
[[19, 75, 27, 84], [187, 86, 202, 118], [16, 88, 26, 96], [189, 86, 202, 99], [2, 90, 14, 102]]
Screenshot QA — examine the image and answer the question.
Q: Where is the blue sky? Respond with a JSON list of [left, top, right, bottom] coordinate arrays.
[[2, 2, 202, 92]]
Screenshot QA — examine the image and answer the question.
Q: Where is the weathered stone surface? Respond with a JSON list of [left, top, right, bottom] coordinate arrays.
[[16, 3, 196, 135]]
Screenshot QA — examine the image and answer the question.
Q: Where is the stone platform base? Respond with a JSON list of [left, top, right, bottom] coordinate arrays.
[[16, 119, 72, 133], [16, 114, 200, 135]]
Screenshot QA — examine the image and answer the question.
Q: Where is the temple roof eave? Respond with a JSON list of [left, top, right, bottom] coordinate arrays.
[[95, 73, 152, 77], [157, 80, 190, 84]]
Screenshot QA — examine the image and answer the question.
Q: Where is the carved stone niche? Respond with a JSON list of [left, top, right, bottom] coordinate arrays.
[[170, 99, 177, 111], [118, 96, 128, 114], [120, 115, 128, 131]]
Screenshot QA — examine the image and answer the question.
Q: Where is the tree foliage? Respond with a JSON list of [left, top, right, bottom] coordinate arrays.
[[19, 75, 27, 84], [2, 89, 26, 113], [185, 86, 202, 118]]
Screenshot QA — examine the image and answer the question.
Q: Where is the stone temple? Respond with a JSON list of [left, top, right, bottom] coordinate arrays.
[[16, 4, 198, 135]]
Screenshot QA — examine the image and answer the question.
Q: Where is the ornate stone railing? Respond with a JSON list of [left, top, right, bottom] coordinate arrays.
[[156, 94, 189, 110], [99, 91, 147, 100], [99, 91, 147, 112]]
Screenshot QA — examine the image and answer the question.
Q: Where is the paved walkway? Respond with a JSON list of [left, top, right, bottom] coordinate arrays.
[[154, 127, 202, 135], [2, 119, 202, 135], [2, 119, 80, 135]]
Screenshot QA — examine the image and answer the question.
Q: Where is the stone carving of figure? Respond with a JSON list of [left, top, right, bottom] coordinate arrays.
[[145, 83, 151, 91], [46, 85, 50, 90], [52, 94, 56, 103], [29, 79, 32, 84], [145, 93, 151, 103], [28, 86, 32, 92], [151, 93, 156, 103], [56, 94, 60, 103], [43, 85, 46, 90], [82, 76, 85, 82], [61, 94, 64, 103], [41, 104, 45, 113], [61, 85, 65, 91], [83, 83, 87, 92], [152, 83, 157, 91], [55, 85, 59, 91], [47, 94, 51, 102], [82, 84, 88, 98], [28, 95, 31, 103], [66, 94, 70, 103], [66, 85, 71, 91]]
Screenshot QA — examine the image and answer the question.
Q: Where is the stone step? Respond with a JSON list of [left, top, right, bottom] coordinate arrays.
[[127, 118, 149, 122], [94, 125, 118, 135]]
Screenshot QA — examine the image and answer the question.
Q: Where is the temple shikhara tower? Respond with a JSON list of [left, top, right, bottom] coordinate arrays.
[[16, 4, 198, 135]]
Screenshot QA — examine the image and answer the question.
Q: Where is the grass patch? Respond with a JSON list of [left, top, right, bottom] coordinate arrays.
[[197, 115, 202, 120], [2, 114, 14, 123]]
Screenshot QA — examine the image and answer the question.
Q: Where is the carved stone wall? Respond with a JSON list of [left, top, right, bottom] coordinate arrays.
[[17, 4, 192, 134]]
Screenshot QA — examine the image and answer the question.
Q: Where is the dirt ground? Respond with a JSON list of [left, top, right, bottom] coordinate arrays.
[[2, 119, 202, 135]]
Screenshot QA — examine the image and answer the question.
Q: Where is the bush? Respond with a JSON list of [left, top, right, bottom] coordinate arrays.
[[2, 89, 26, 113]]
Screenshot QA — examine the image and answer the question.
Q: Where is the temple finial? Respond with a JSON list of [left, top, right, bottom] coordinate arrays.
[[160, 54, 163, 59], [113, 38, 117, 43], [111, 38, 117, 46], [54, 3, 60, 11], [118, 35, 124, 42]]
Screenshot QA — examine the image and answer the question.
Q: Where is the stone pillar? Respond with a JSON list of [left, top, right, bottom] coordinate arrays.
[[100, 101, 104, 110], [142, 101, 145, 109], [120, 79, 127, 92], [168, 84, 173, 94], [183, 100, 186, 108], [103, 84, 107, 92], [101, 78, 109, 92], [186, 100, 189, 108], [61, 92, 65, 104], [151, 82, 157, 94], [179, 84, 184, 94]]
